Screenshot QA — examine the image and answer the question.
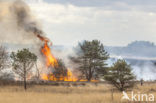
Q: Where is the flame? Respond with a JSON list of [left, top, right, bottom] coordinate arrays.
[[41, 69, 98, 82], [41, 69, 77, 81], [35, 33, 57, 67], [41, 42, 58, 67]]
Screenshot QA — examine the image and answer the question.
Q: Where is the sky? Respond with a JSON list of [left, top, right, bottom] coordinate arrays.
[[25, 0, 156, 46]]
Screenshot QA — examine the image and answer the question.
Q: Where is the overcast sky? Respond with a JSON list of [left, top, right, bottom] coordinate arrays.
[[25, 0, 156, 46]]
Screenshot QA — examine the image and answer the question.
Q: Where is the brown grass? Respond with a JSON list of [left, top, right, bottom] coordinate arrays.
[[0, 82, 155, 103]]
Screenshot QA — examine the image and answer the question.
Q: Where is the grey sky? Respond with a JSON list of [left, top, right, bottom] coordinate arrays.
[[44, 0, 156, 7], [26, 0, 156, 46]]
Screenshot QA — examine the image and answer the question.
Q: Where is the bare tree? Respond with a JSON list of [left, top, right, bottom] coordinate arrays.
[[0, 46, 9, 71], [11, 48, 37, 90]]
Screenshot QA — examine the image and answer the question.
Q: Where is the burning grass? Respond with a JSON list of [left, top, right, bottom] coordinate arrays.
[[0, 82, 155, 103]]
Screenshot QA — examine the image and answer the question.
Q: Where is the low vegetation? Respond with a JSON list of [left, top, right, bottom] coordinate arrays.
[[0, 82, 155, 103]]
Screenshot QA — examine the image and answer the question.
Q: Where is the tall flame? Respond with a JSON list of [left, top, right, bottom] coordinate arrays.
[[41, 42, 58, 67]]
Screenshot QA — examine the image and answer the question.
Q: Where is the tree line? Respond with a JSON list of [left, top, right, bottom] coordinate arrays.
[[0, 40, 136, 91]]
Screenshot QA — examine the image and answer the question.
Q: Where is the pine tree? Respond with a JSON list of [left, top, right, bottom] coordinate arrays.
[[48, 59, 68, 81], [53, 59, 67, 80], [70, 40, 109, 81], [104, 59, 136, 91]]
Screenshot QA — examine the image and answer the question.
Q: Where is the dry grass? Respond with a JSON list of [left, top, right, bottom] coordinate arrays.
[[0, 82, 155, 103]]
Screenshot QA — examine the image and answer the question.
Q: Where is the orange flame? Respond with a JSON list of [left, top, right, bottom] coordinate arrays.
[[41, 42, 58, 67], [41, 69, 98, 82], [41, 69, 77, 81]]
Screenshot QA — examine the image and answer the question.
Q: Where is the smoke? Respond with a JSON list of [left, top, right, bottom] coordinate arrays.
[[0, 0, 45, 45], [11, 0, 42, 33], [0, 0, 51, 74], [107, 56, 156, 81], [131, 61, 156, 81]]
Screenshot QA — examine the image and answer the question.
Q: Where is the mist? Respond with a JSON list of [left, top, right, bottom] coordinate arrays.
[[107, 56, 156, 81]]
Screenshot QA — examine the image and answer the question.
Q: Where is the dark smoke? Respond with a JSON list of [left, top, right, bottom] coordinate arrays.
[[10, 0, 46, 40], [0, 0, 50, 45]]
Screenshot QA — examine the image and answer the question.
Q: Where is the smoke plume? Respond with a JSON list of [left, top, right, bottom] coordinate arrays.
[[0, 0, 47, 45], [0, 0, 52, 73]]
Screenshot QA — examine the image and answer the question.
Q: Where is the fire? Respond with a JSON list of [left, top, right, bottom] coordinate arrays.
[[40, 42, 98, 82], [38, 35, 78, 81], [41, 69, 98, 82], [41, 42, 58, 67], [36, 33, 98, 82], [41, 69, 77, 82]]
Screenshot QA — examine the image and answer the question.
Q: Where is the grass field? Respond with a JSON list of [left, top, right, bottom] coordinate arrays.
[[0, 82, 155, 103]]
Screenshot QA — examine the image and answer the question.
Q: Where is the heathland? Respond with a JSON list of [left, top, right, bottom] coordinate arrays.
[[0, 82, 155, 103]]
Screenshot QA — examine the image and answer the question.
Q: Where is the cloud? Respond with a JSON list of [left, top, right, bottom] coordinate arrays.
[[42, 0, 156, 9], [23, 0, 156, 46]]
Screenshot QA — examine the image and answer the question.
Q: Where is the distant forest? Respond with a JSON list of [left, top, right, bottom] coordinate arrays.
[[105, 41, 156, 58]]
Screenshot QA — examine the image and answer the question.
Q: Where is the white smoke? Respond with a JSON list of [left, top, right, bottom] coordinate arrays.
[[108, 55, 156, 81]]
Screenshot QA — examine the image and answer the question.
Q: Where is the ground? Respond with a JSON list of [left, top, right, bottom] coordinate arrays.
[[0, 82, 155, 103]]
